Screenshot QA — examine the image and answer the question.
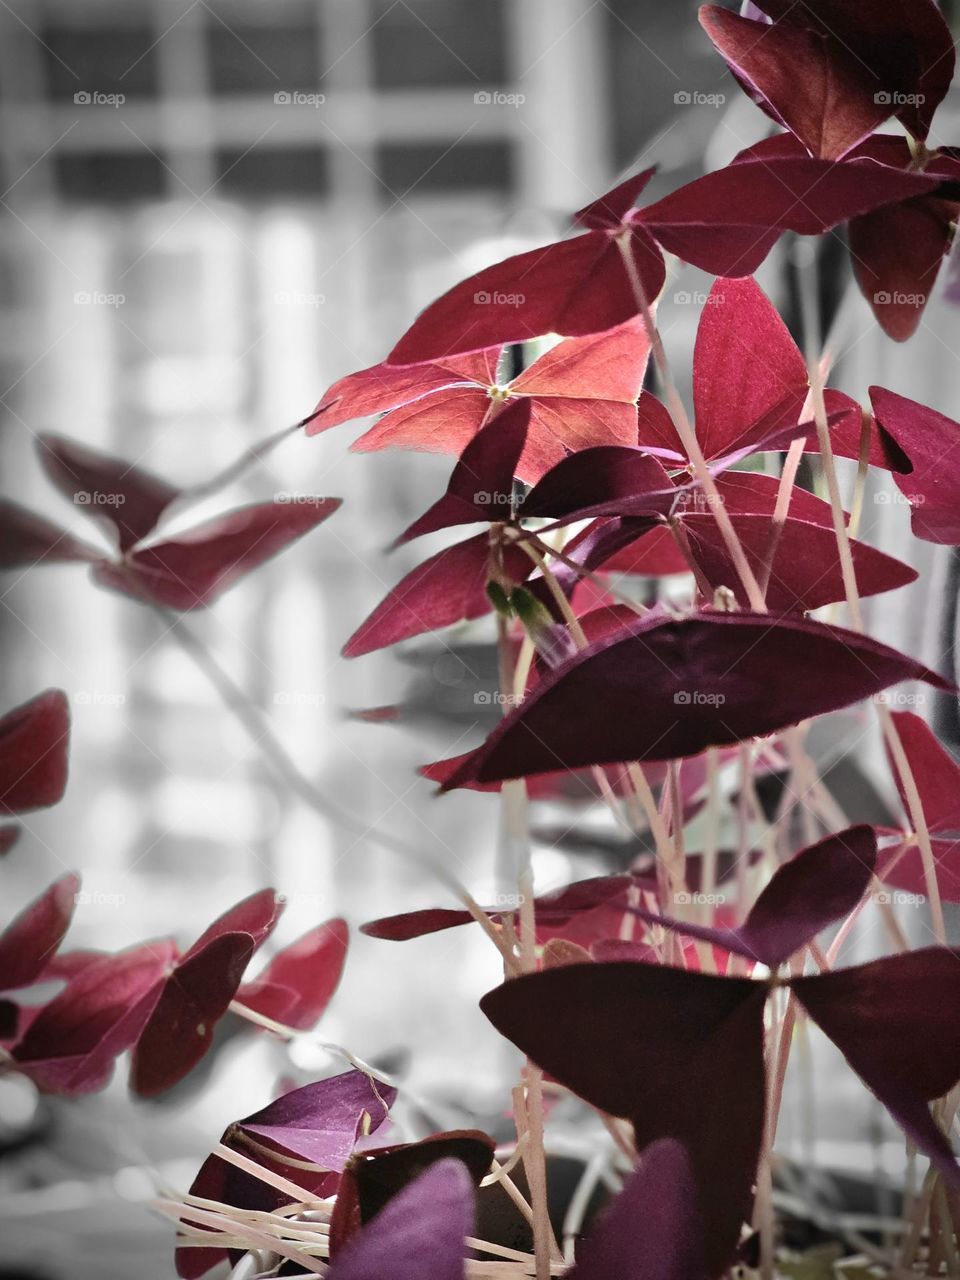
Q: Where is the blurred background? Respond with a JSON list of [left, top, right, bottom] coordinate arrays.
[[1, 1, 959, 1275]]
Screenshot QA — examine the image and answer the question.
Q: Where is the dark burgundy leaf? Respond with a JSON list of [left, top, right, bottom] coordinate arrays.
[[885, 711, 960, 833], [0, 872, 80, 990], [634, 826, 877, 968], [572, 169, 659, 230], [792, 949, 960, 1183], [0, 825, 21, 856], [566, 1138, 702, 1280], [481, 962, 767, 1276], [93, 498, 342, 610], [331, 1159, 473, 1280], [440, 612, 951, 788], [330, 1131, 494, 1254], [0, 689, 70, 815], [878, 834, 960, 904], [396, 401, 529, 543], [343, 532, 532, 657], [12, 940, 175, 1095], [0, 501, 101, 569], [37, 434, 179, 552], [237, 917, 348, 1030], [518, 446, 676, 522]]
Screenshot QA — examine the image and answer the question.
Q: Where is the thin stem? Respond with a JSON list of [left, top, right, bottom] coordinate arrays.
[[616, 233, 767, 612]]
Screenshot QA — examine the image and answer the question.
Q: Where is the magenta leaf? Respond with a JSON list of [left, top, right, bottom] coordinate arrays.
[[183, 888, 283, 961], [791, 949, 960, 1183], [481, 962, 767, 1276], [0, 871, 80, 990], [565, 1138, 702, 1280], [237, 917, 349, 1030], [93, 498, 341, 610], [387, 182, 664, 365], [878, 834, 960, 904], [869, 386, 960, 543], [0, 500, 101, 569], [634, 826, 877, 968], [11, 940, 175, 1095], [440, 612, 951, 789], [36, 433, 180, 552], [239, 1069, 397, 1170], [396, 401, 530, 543], [0, 688, 70, 815], [331, 1159, 473, 1280], [343, 532, 532, 657]]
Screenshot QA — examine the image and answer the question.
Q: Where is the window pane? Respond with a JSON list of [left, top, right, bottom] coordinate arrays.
[[206, 17, 321, 95], [41, 26, 158, 100], [215, 146, 329, 199], [372, 0, 506, 88], [55, 152, 168, 201]]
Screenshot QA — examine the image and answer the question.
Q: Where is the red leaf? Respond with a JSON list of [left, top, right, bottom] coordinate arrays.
[[878, 835, 960, 904], [440, 612, 951, 788], [36, 434, 179, 552], [885, 711, 960, 833], [700, 5, 894, 160], [11, 940, 175, 1095], [93, 498, 341, 609], [0, 872, 80, 990], [387, 221, 664, 365], [184, 888, 284, 962], [238, 918, 348, 1030], [0, 501, 101, 569], [481, 962, 767, 1276], [348, 322, 650, 483], [640, 154, 939, 277], [869, 386, 960, 542], [343, 532, 532, 657], [0, 689, 70, 815], [681, 511, 917, 612], [518, 446, 675, 523]]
